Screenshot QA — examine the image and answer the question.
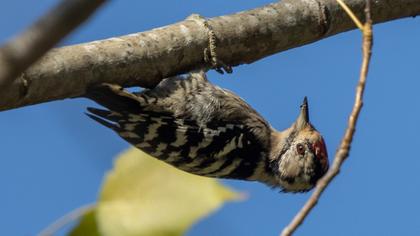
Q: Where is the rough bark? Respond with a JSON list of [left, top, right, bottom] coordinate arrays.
[[1, 0, 419, 111]]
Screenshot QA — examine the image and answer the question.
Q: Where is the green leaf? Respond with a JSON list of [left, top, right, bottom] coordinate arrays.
[[70, 148, 241, 236]]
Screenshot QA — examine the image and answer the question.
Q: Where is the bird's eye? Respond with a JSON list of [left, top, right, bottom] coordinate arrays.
[[296, 143, 305, 155]]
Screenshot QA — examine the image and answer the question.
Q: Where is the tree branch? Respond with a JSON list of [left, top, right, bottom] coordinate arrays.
[[0, 0, 107, 88], [37, 203, 96, 236], [0, 0, 417, 111], [280, 0, 373, 235]]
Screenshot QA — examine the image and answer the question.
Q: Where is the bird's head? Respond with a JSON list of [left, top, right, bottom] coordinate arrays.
[[269, 97, 328, 192]]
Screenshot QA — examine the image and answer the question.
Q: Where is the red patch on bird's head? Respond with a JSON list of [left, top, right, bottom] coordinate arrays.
[[313, 137, 329, 172]]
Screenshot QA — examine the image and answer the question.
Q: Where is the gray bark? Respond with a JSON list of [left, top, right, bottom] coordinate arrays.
[[1, 0, 419, 111]]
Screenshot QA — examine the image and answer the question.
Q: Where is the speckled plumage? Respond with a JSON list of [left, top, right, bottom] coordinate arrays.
[[85, 71, 328, 192]]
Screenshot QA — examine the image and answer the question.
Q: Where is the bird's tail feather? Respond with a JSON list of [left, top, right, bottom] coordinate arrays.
[[85, 111, 118, 130], [85, 83, 142, 114]]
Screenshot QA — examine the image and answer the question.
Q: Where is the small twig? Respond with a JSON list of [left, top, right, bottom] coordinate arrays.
[[37, 203, 96, 236], [336, 0, 364, 30], [280, 0, 373, 235], [0, 0, 107, 89]]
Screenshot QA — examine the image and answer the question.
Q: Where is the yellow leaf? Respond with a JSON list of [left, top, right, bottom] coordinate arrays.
[[70, 148, 240, 236], [68, 209, 100, 236]]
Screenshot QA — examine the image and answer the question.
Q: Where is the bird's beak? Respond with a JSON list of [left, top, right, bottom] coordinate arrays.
[[295, 97, 310, 131]]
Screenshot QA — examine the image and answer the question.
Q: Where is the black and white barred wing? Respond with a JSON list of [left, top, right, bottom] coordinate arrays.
[[86, 83, 270, 181]]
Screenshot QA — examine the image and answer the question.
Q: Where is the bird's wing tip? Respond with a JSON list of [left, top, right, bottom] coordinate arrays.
[[85, 110, 118, 130], [86, 107, 111, 117]]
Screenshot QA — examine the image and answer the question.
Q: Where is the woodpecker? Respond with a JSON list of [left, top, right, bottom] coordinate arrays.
[[85, 71, 328, 192]]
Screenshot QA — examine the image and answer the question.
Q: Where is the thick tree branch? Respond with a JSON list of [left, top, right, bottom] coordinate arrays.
[[0, 0, 107, 88], [281, 0, 373, 235], [0, 0, 417, 111]]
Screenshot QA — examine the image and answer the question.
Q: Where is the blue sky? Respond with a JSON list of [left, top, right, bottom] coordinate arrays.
[[1, 1, 420, 235]]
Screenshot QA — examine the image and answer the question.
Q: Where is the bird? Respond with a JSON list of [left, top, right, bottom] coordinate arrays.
[[85, 71, 328, 192]]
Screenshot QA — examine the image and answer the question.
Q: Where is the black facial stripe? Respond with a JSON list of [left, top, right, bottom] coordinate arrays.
[[269, 129, 299, 175], [267, 159, 279, 177], [279, 130, 298, 158], [304, 138, 314, 152]]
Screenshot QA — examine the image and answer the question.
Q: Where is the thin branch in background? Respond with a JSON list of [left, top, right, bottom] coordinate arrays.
[[37, 203, 96, 236], [0, 0, 107, 88], [336, 0, 364, 30], [280, 0, 373, 235]]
